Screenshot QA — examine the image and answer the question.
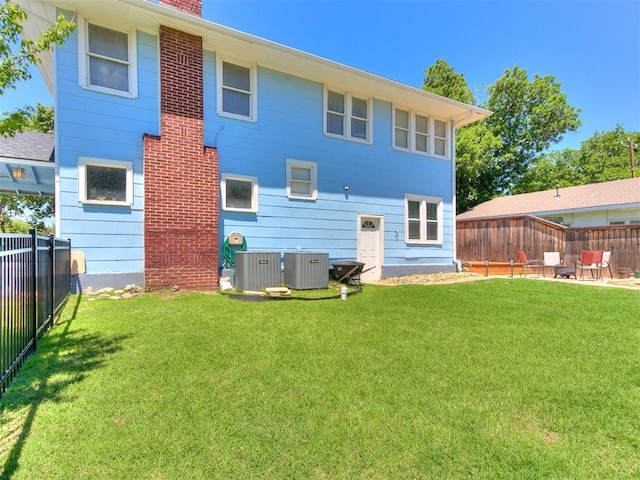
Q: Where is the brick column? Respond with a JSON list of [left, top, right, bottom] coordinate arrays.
[[159, 0, 201, 16], [143, 26, 218, 290]]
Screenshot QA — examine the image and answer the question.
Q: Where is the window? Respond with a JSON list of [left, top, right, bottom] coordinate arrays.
[[217, 58, 257, 121], [393, 107, 450, 158], [286, 159, 317, 200], [434, 119, 448, 156], [324, 87, 371, 142], [78, 19, 137, 97], [405, 195, 442, 244], [221, 174, 258, 212], [78, 157, 133, 205]]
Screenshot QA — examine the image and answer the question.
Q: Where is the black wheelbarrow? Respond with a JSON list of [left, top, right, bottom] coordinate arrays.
[[330, 260, 375, 286]]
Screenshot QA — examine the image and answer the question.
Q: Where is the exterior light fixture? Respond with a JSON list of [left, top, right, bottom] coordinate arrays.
[[12, 167, 26, 179]]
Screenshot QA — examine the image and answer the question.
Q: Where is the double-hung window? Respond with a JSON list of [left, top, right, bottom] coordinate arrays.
[[324, 88, 371, 143], [405, 195, 443, 244], [78, 19, 137, 97], [286, 159, 317, 200], [394, 107, 449, 158], [221, 173, 259, 212], [217, 58, 257, 121], [78, 157, 133, 206]]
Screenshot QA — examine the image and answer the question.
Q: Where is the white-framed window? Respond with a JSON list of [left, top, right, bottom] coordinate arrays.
[[78, 157, 133, 206], [78, 18, 137, 97], [221, 173, 258, 212], [286, 159, 317, 200], [405, 194, 443, 244], [216, 57, 257, 122], [324, 87, 371, 143], [393, 107, 450, 158]]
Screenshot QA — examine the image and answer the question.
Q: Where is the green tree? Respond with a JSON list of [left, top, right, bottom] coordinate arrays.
[[0, 0, 74, 135], [514, 125, 640, 193], [484, 66, 581, 192], [422, 61, 581, 212], [422, 58, 476, 105]]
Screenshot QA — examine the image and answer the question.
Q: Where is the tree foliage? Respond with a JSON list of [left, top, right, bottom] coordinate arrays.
[[422, 59, 476, 105], [0, 0, 74, 136], [513, 125, 640, 193], [422, 60, 582, 213]]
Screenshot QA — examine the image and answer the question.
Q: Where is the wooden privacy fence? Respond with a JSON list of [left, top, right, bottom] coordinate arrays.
[[457, 215, 640, 277]]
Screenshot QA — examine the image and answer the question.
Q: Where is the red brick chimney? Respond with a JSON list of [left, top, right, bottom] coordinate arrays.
[[143, 5, 218, 291], [159, 0, 201, 16]]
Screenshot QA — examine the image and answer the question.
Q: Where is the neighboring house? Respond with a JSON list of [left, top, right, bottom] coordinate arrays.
[[18, 0, 490, 290], [457, 178, 640, 227], [0, 131, 55, 196]]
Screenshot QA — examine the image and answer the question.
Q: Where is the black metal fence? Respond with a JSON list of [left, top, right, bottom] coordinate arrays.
[[1, 230, 71, 396]]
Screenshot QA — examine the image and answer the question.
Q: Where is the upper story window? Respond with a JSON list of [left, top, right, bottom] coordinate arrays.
[[217, 58, 257, 122], [405, 194, 443, 244], [78, 157, 133, 206], [324, 87, 371, 143], [78, 19, 137, 97], [286, 159, 317, 200], [221, 173, 259, 213], [394, 107, 449, 158]]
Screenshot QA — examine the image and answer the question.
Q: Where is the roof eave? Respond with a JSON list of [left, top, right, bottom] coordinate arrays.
[[18, 0, 491, 125]]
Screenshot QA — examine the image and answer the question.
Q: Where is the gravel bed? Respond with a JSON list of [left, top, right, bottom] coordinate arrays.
[[372, 272, 482, 285]]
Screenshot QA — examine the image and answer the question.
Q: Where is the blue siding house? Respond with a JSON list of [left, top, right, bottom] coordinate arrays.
[[18, 0, 490, 290]]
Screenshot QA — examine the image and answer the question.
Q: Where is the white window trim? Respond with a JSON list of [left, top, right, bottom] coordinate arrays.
[[216, 56, 258, 122], [393, 106, 450, 159], [221, 173, 259, 213], [286, 159, 318, 200], [323, 86, 372, 144], [77, 16, 138, 98], [78, 157, 133, 206], [404, 194, 443, 244]]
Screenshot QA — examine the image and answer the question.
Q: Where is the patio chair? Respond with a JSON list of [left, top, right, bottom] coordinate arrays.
[[577, 250, 604, 280], [517, 250, 543, 277], [601, 251, 613, 279], [542, 251, 561, 278]]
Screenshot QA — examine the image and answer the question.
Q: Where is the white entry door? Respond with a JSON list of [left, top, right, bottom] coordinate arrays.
[[357, 215, 382, 282]]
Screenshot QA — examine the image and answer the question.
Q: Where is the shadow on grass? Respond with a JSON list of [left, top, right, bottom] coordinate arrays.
[[0, 294, 130, 479]]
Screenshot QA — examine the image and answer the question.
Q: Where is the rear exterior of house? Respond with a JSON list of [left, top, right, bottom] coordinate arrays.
[[19, 0, 490, 290]]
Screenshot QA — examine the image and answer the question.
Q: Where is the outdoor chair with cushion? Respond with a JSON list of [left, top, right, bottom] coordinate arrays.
[[601, 251, 613, 279], [517, 250, 543, 277], [542, 251, 561, 278], [577, 250, 604, 280]]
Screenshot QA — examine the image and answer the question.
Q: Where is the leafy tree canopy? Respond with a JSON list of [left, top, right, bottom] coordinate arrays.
[[513, 125, 640, 193], [0, 0, 74, 136], [422, 60, 582, 213]]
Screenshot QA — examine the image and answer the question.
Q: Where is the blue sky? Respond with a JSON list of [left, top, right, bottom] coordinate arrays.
[[3, 0, 639, 151]]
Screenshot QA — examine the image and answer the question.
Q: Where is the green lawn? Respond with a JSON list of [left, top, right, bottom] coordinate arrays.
[[1, 279, 639, 479]]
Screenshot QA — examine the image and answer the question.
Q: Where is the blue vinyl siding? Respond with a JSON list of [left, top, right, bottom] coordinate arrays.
[[56, 20, 158, 277], [207, 58, 455, 272], [56, 22, 456, 284]]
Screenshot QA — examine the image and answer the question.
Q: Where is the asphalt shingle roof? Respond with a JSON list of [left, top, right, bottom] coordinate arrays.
[[457, 177, 640, 220], [0, 131, 54, 163]]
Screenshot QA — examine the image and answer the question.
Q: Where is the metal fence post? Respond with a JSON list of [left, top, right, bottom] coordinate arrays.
[[29, 229, 38, 352]]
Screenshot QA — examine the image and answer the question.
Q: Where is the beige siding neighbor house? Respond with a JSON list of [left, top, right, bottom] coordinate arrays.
[[457, 178, 640, 227]]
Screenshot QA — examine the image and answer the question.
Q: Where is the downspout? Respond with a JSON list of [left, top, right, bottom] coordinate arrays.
[[452, 110, 476, 272]]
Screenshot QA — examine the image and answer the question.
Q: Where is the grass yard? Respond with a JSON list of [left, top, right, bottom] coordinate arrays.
[[1, 279, 639, 479]]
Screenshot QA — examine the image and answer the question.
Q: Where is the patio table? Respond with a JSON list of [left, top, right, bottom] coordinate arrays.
[[554, 264, 576, 279]]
